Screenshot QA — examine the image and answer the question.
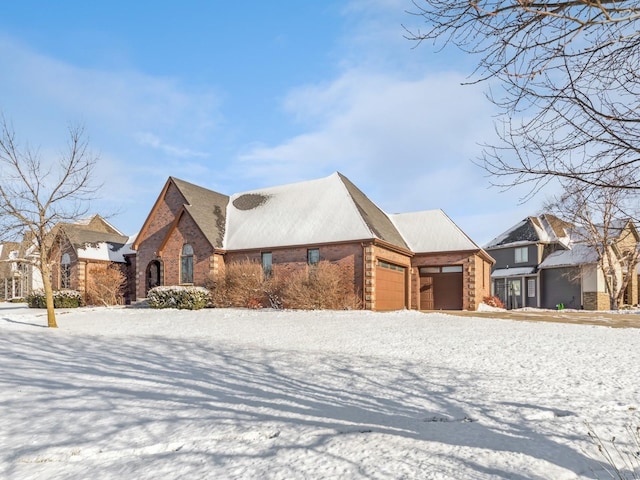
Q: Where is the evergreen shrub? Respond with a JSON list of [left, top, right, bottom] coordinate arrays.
[[147, 286, 209, 310], [27, 289, 83, 308]]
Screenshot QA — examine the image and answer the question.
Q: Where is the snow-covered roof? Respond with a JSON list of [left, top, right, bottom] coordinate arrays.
[[390, 210, 480, 253], [485, 214, 571, 249], [491, 267, 536, 278], [224, 173, 407, 250], [76, 234, 137, 263], [147, 173, 485, 255], [538, 244, 598, 269]]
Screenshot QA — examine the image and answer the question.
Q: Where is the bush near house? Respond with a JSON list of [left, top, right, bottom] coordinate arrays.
[[280, 261, 361, 310], [208, 260, 361, 310], [483, 295, 505, 309], [147, 286, 209, 310], [27, 290, 83, 309], [207, 260, 265, 308], [85, 264, 127, 306]]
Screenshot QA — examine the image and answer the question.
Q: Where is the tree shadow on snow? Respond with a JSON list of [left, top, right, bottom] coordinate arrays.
[[0, 330, 603, 479]]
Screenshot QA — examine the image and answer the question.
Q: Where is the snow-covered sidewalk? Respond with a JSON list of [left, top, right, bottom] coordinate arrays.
[[1, 303, 638, 479]]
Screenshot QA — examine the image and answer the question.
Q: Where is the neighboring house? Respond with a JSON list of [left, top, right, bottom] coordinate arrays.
[[486, 215, 639, 310], [132, 173, 494, 311], [0, 235, 43, 300], [485, 214, 570, 309], [539, 220, 639, 310], [48, 215, 135, 304], [0, 241, 24, 299]]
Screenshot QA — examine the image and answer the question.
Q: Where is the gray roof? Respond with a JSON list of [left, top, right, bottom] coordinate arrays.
[[170, 177, 229, 249], [485, 214, 571, 249]]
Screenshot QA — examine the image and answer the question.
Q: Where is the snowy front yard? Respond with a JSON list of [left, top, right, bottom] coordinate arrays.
[[1, 304, 638, 479]]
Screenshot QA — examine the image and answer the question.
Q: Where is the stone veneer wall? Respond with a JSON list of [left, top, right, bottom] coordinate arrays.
[[583, 291, 610, 310]]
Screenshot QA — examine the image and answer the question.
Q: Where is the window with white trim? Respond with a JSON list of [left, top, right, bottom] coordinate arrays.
[[514, 247, 528, 263], [527, 278, 536, 298]]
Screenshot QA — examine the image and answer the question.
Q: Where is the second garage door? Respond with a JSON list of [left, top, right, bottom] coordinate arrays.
[[419, 266, 463, 310], [376, 260, 406, 310]]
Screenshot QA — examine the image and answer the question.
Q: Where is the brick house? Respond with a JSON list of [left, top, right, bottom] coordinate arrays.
[[132, 173, 494, 311], [48, 215, 134, 304]]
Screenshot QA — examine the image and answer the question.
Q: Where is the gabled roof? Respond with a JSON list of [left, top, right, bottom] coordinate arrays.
[[485, 214, 571, 249], [55, 215, 131, 263], [390, 209, 483, 253], [168, 177, 229, 249], [224, 172, 408, 250], [62, 224, 129, 249]]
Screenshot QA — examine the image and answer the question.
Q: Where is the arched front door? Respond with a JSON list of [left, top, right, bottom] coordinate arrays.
[[145, 260, 162, 295]]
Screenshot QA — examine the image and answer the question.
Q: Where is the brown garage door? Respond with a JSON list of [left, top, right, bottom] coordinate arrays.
[[376, 260, 406, 310], [420, 266, 463, 310]]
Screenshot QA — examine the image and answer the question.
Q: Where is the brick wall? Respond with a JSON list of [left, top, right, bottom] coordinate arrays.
[[135, 182, 188, 299], [160, 213, 215, 287], [471, 254, 493, 310]]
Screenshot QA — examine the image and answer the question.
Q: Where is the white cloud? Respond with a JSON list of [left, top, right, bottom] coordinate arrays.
[[233, 64, 550, 243], [0, 35, 222, 154], [239, 70, 492, 190], [0, 35, 226, 235]]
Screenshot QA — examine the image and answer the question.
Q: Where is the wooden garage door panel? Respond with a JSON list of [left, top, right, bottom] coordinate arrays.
[[434, 272, 463, 310], [376, 265, 405, 311], [420, 276, 434, 310], [420, 272, 463, 310]]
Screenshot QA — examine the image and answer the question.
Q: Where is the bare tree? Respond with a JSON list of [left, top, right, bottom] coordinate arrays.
[[546, 181, 640, 309], [0, 116, 100, 327], [406, 1, 640, 195]]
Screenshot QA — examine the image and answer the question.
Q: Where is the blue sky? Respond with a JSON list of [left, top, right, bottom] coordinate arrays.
[[0, 0, 547, 245]]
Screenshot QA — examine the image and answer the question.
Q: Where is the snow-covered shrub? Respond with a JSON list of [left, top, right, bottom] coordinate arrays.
[[147, 286, 209, 310], [85, 264, 127, 306], [27, 289, 83, 308], [482, 295, 505, 309]]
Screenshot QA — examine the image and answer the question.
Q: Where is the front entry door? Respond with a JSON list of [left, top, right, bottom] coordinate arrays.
[[146, 260, 162, 294], [508, 279, 522, 309]]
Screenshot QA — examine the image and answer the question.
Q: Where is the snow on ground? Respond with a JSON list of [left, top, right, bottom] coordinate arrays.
[[1, 303, 638, 479]]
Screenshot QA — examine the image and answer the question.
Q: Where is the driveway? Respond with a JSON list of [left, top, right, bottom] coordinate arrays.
[[437, 308, 640, 328]]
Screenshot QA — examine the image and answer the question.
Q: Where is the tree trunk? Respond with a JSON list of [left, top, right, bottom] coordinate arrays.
[[41, 262, 57, 328]]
